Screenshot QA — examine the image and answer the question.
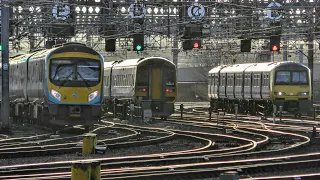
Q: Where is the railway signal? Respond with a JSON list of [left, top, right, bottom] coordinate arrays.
[[133, 33, 144, 51], [193, 40, 201, 49], [105, 39, 116, 52], [240, 39, 251, 52], [182, 40, 201, 50], [270, 35, 280, 52]]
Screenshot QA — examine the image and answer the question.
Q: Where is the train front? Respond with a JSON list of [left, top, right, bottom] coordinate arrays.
[[45, 44, 104, 125], [135, 57, 177, 119], [272, 63, 311, 115]]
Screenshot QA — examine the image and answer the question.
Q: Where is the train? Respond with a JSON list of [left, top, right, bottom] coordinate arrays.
[[3, 42, 104, 126], [208, 61, 312, 117], [102, 57, 177, 119]]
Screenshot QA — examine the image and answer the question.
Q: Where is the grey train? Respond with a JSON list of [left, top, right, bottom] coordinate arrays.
[[103, 57, 177, 119]]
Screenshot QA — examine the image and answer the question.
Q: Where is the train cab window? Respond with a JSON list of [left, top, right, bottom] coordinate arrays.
[[292, 71, 308, 84], [275, 71, 290, 84], [166, 68, 176, 87], [136, 68, 148, 86]]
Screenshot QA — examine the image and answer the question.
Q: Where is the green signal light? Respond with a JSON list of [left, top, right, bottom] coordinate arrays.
[[136, 45, 142, 51], [0, 45, 2, 51]]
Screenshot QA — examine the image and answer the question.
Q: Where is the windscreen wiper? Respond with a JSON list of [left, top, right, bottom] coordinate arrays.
[[77, 72, 90, 89], [59, 73, 74, 87]]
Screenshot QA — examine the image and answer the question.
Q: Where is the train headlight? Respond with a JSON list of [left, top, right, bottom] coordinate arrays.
[[51, 89, 61, 101], [88, 90, 99, 102], [298, 92, 309, 96], [274, 92, 286, 96]]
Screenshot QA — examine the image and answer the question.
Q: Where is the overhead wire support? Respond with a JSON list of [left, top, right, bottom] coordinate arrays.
[[1, 0, 10, 131]]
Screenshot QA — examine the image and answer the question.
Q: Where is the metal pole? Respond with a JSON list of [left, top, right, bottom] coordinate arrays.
[[1, 0, 10, 130], [273, 105, 277, 124], [313, 126, 317, 138], [180, 104, 183, 119], [299, 44, 304, 64], [172, 35, 178, 67], [279, 106, 283, 123], [272, 51, 274, 62], [308, 34, 314, 103], [235, 104, 238, 120], [283, 40, 287, 61]]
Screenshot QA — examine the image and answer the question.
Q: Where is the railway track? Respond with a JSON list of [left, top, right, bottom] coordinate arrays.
[[1, 102, 320, 179]]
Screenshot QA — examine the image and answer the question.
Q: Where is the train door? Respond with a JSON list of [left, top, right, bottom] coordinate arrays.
[[151, 67, 162, 100]]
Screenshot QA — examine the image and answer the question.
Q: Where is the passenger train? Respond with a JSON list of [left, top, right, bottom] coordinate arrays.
[[208, 62, 312, 116], [3, 43, 104, 125], [103, 57, 177, 119]]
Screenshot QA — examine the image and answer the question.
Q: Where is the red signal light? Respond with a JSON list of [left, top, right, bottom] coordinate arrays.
[[142, 88, 146, 92], [193, 42, 199, 49], [272, 45, 278, 51], [166, 88, 170, 93]]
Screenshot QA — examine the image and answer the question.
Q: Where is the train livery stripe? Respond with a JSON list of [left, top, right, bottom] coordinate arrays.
[[49, 52, 102, 60]]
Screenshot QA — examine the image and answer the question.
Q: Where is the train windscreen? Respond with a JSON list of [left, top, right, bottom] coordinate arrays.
[[50, 58, 101, 87], [275, 71, 308, 85]]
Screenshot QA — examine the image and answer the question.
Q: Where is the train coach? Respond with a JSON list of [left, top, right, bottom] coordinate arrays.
[[2, 42, 104, 126], [208, 61, 312, 116], [103, 57, 177, 119]]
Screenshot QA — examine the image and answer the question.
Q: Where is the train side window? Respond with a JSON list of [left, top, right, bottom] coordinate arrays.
[[132, 74, 134, 86], [231, 74, 234, 86], [245, 74, 248, 87], [223, 74, 226, 86], [221, 75, 224, 86], [237, 74, 241, 87], [126, 74, 129, 87], [212, 74, 215, 86]]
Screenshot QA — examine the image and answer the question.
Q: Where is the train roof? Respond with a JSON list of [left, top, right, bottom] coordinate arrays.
[[112, 57, 174, 68], [104, 61, 117, 68], [220, 63, 254, 73], [208, 65, 226, 74], [208, 61, 309, 74]]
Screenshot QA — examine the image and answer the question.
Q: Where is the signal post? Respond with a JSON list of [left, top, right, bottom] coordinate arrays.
[[1, 0, 10, 131]]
